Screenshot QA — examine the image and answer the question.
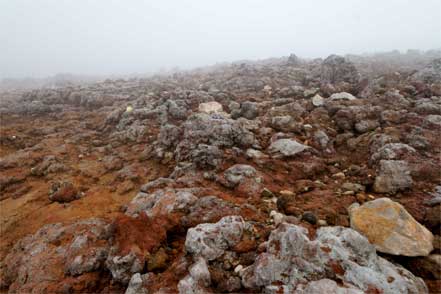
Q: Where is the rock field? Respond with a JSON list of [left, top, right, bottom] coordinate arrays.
[[0, 51, 440, 293]]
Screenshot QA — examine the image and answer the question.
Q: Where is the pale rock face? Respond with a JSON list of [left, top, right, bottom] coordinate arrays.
[[349, 198, 434, 256], [184, 215, 245, 261], [241, 223, 428, 293], [311, 94, 324, 107], [198, 101, 223, 114], [269, 138, 310, 157], [329, 92, 357, 101], [373, 160, 413, 193]]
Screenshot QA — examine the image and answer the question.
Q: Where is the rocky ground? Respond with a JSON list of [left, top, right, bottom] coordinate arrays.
[[0, 52, 440, 293]]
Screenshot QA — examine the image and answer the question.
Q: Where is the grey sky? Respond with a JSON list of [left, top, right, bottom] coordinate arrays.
[[1, 0, 440, 78]]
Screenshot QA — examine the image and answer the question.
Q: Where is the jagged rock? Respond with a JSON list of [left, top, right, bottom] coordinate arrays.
[[174, 112, 255, 163], [189, 144, 223, 169], [125, 188, 198, 218], [184, 216, 245, 261], [373, 160, 413, 193], [106, 252, 144, 284], [241, 223, 427, 293], [177, 257, 212, 294], [349, 198, 434, 256], [0, 219, 111, 293], [269, 138, 310, 157], [370, 143, 416, 163], [157, 124, 182, 149]]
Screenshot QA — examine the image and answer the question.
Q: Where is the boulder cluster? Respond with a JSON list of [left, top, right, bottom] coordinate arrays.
[[0, 51, 440, 293]]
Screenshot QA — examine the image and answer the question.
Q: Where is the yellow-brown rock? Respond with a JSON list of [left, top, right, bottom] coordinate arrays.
[[349, 197, 433, 256]]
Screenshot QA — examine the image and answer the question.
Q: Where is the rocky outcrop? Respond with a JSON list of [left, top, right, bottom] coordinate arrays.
[[242, 224, 427, 293], [0, 219, 112, 293]]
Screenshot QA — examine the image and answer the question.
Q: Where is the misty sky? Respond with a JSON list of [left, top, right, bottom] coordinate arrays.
[[1, 0, 440, 79]]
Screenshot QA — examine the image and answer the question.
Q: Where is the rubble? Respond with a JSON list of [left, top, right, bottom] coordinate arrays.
[[1, 51, 441, 293]]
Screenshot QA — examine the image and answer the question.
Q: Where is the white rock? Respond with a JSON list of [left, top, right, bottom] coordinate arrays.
[[269, 139, 310, 157], [311, 94, 324, 106], [329, 92, 357, 101], [198, 101, 223, 114]]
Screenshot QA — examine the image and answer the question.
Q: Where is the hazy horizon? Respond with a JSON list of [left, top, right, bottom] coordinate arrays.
[[1, 0, 440, 79]]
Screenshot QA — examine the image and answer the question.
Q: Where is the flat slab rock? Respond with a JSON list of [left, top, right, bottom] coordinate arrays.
[[329, 92, 357, 101], [349, 197, 433, 256], [269, 138, 310, 157]]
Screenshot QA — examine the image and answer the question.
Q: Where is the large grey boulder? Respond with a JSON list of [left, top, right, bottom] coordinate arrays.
[[0, 219, 112, 293], [184, 216, 245, 261], [241, 224, 428, 293]]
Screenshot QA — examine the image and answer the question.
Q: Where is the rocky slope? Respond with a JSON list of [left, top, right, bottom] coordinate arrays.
[[0, 52, 440, 293]]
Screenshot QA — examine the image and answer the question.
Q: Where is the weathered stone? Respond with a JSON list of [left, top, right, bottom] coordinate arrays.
[[125, 188, 198, 218], [198, 101, 223, 114], [241, 224, 427, 293], [349, 198, 434, 256], [329, 92, 357, 101], [373, 160, 413, 193], [269, 138, 310, 157], [185, 216, 245, 261], [311, 94, 324, 107]]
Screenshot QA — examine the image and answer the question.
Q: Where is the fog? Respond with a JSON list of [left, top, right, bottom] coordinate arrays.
[[1, 0, 440, 79]]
